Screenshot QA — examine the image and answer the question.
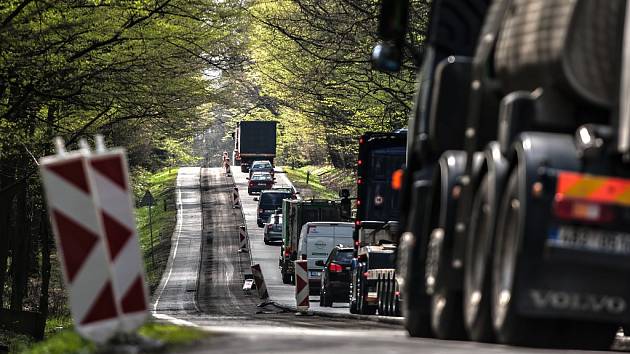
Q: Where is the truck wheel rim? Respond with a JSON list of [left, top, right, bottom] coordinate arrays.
[[494, 197, 520, 329]]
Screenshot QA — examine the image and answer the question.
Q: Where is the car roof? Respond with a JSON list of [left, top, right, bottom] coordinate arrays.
[[303, 221, 354, 227]]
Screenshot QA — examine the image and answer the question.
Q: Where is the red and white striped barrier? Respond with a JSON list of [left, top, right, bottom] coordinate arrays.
[[39, 140, 119, 343], [89, 137, 148, 331], [251, 264, 269, 300], [233, 187, 241, 209], [294, 260, 309, 312], [238, 225, 248, 251]]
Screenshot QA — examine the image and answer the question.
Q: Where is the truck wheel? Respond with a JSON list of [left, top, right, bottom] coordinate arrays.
[[463, 176, 495, 342], [399, 232, 433, 337], [377, 274, 384, 315], [492, 170, 554, 346], [282, 271, 292, 285], [429, 228, 466, 339]]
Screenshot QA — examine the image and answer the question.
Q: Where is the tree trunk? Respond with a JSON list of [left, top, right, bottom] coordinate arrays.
[[10, 178, 29, 311], [39, 209, 51, 319], [0, 161, 15, 308]]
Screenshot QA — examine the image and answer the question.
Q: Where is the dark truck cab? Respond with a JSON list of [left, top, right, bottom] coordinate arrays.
[[351, 131, 406, 315]]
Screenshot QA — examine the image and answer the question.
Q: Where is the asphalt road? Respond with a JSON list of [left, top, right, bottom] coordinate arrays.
[[151, 166, 627, 354]]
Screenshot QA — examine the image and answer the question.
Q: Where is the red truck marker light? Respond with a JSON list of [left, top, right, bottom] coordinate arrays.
[[392, 169, 403, 190]]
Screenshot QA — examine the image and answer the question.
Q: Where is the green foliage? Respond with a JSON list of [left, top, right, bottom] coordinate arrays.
[[228, 0, 430, 167], [0, 329, 34, 353], [133, 167, 178, 291], [138, 323, 208, 344], [20, 322, 207, 354]]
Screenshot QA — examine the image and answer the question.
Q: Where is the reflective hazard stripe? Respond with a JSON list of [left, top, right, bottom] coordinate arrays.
[[557, 171, 630, 206]]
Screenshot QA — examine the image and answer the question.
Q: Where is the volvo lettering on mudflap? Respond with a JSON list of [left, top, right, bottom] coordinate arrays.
[[528, 290, 627, 317]]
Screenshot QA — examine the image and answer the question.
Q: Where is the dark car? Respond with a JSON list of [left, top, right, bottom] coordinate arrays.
[[256, 190, 292, 227], [318, 246, 354, 307], [247, 172, 274, 194], [263, 213, 283, 244], [272, 184, 299, 199], [249, 160, 274, 179]]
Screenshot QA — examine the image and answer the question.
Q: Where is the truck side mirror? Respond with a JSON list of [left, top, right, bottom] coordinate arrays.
[[315, 260, 325, 267], [372, 0, 409, 72]]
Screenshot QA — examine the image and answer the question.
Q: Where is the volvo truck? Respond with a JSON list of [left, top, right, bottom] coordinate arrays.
[[373, 0, 630, 349]]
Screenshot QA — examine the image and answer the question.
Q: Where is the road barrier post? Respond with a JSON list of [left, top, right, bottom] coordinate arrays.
[[294, 260, 309, 313], [238, 225, 248, 252], [89, 137, 149, 332], [251, 264, 269, 300], [233, 187, 241, 209], [39, 136, 149, 343], [39, 138, 120, 343]]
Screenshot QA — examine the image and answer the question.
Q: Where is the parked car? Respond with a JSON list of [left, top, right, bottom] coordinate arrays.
[[247, 172, 274, 194], [297, 222, 354, 293], [256, 190, 292, 227], [249, 160, 274, 179], [318, 245, 354, 307], [264, 213, 283, 245]]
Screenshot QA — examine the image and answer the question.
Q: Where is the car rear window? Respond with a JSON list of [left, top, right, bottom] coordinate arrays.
[[252, 174, 272, 181], [260, 192, 292, 207], [334, 250, 353, 264], [253, 162, 272, 169]]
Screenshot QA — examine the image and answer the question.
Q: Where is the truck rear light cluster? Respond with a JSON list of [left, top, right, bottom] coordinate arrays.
[[328, 263, 343, 272], [356, 199, 361, 206], [553, 195, 615, 223], [355, 220, 361, 226]]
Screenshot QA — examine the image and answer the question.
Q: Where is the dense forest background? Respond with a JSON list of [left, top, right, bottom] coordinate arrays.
[[0, 0, 428, 330]]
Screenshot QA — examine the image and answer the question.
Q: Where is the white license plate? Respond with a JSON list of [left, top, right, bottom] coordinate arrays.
[[309, 271, 321, 277], [549, 226, 630, 254]]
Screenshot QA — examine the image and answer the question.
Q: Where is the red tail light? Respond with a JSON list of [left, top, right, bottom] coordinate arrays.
[[355, 220, 361, 226], [356, 199, 361, 206], [267, 224, 273, 230], [358, 159, 363, 166], [284, 250, 290, 257], [357, 178, 363, 185], [553, 195, 615, 223], [248, 181, 254, 187], [363, 272, 369, 278], [329, 263, 343, 272], [359, 137, 364, 144]]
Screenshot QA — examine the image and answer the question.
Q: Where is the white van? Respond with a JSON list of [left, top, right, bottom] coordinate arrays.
[[297, 222, 354, 290]]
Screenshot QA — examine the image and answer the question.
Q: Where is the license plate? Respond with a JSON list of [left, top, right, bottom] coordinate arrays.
[[549, 226, 630, 255], [309, 271, 321, 277]]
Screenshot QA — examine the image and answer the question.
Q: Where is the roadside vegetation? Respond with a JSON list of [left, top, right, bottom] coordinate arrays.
[[134, 168, 179, 293], [21, 322, 208, 354], [283, 166, 355, 200]]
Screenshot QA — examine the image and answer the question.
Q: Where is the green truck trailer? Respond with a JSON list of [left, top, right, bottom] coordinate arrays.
[[279, 199, 345, 284]]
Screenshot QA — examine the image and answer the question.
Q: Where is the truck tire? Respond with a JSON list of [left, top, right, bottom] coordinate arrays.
[[463, 176, 495, 342], [350, 300, 358, 314], [399, 232, 433, 337], [377, 274, 384, 315], [282, 266, 293, 284], [492, 170, 554, 346]]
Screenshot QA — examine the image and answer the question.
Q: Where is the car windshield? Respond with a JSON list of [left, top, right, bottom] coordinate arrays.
[[333, 250, 354, 264], [260, 192, 292, 208]]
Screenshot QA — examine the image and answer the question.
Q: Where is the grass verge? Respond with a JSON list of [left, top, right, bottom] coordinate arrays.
[[135, 168, 179, 292], [21, 322, 208, 354], [282, 165, 353, 199]]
